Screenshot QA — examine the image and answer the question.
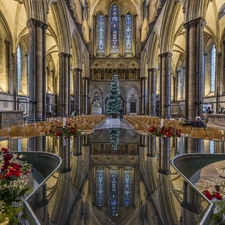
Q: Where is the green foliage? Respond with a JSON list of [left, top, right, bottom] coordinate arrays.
[[210, 201, 225, 225], [106, 74, 122, 114]]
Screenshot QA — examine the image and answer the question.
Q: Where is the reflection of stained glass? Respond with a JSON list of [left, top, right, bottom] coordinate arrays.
[[109, 169, 119, 216], [124, 14, 132, 54], [123, 168, 132, 207], [110, 5, 120, 54], [96, 167, 105, 207], [97, 14, 105, 55]]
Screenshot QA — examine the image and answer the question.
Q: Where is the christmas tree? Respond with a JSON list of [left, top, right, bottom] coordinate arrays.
[[106, 74, 122, 115]]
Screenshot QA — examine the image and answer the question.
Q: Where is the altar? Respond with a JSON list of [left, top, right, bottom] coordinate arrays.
[[91, 106, 102, 114]]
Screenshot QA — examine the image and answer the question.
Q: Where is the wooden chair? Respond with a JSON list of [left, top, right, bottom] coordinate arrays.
[[181, 126, 192, 135], [207, 130, 223, 140], [0, 129, 9, 138], [191, 127, 205, 132], [9, 126, 25, 138], [25, 126, 40, 137], [191, 130, 206, 139]]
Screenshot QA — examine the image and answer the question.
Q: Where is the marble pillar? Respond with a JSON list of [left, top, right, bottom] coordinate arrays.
[[73, 68, 82, 115], [159, 52, 172, 118], [148, 68, 157, 116], [58, 53, 71, 117], [27, 19, 48, 122], [184, 17, 205, 120]]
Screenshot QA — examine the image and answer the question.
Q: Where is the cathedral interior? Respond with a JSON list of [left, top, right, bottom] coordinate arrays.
[[1, 0, 225, 224]]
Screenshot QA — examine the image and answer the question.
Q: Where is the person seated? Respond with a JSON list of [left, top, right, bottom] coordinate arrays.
[[206, 107, 214, 114], [182, 116, 206, 128]]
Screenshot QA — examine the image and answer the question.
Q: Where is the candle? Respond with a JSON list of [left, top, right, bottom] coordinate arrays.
[[63, 117, 66, 128], [160, 118, 164, 128]]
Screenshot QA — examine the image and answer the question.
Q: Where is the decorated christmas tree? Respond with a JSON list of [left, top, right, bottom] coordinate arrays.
[[106, 74, 122, 115]]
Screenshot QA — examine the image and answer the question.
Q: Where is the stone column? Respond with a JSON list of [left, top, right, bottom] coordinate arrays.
[[159, 52, 172, 118], [27, 19, 48, 122], [58, 53, 71, 117], [184, 17, 205, 120], [83, 77, 89, 114], [148, 68, 157, 116], [141, 76, 148, 114], [158, 137, 171, 175], [73, 68, 82, 115], [147, 135, 156, 157]]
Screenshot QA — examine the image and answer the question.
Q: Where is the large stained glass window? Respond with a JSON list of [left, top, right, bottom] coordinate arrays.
[[110, 4, 120, 54], [96, 167, 105, 207], [124, 14, 132, 54], [17, 45, 22, 92], [109, 169, 119, 216], [97, 14, 105, 55], [123, 168, 132, 207]]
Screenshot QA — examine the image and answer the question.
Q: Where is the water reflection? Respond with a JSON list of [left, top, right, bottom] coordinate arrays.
[[0, 129, 217, 224]]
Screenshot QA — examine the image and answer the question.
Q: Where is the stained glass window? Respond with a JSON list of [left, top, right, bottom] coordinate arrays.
[[17, 45, 22, 92], [123, 168, 132, 207], [96, 167, 105, 207], [97, 14, 105, 55], [110, 4, 120, 54], [124, 14, 132, 54], [109, 169, 119, 216], [210, 44, 216, 92]]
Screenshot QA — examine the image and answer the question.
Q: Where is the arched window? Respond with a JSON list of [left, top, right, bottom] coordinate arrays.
[[124, 13, 132, 54], [110, 4, 120, 54], [97, 14, 105, 55], [210, 44, 216, 92], [17, 45, 22, 92]]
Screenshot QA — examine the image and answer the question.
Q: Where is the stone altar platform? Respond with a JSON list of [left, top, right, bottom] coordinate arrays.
[[91, 107, 102, 115]]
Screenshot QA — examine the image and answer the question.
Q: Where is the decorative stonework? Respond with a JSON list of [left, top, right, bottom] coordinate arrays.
[[0, 111, 24, 128]]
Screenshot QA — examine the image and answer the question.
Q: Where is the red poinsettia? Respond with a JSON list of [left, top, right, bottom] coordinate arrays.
[[148, 125, 181, 137], [204, 189, 223, 201], [45, 125, 83, 137]]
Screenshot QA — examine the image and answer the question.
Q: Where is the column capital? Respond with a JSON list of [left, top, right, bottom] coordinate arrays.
[[159, 52, 172, 58], [26, 18, 48, 30], [58, 52, 71, 58], [148, 68, 157, 73], [72, 68, 82, 73], [184, 17, 206, 29]]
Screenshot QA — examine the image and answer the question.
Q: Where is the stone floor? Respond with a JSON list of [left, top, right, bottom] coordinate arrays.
[[96, 116, 132, 130]]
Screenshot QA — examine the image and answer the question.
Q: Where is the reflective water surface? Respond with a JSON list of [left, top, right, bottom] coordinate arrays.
[[0, 128, 219, 225]]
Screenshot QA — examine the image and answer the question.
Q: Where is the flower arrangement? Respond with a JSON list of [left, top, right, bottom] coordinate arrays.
[[147, 125, 181, 137], [0, 148, 33, 224], [195, 178, 225, 224], [45, 125, 83, 137]]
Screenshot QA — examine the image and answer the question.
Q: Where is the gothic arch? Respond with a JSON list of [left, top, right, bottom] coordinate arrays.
[[147, 31, 160, 68], [71, 31, 83, 68], [50, 2, 71, 54], [184, 0, 211, 22], [22, 0, 48, 23], [160, 1, 182, 53]]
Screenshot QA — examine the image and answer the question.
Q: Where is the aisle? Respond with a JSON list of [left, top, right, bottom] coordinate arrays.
[[95, 116, 132, 130]]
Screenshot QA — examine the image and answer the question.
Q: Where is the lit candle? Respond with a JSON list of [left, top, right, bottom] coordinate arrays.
[[160, 118, 164, 128], [63, 117, 66, 128]]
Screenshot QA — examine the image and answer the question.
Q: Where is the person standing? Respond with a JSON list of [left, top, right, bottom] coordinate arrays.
[[120, 108, 123, 120]]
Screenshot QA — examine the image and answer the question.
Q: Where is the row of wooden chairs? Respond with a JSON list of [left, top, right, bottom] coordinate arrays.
[[0, 115, 107, 139]]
